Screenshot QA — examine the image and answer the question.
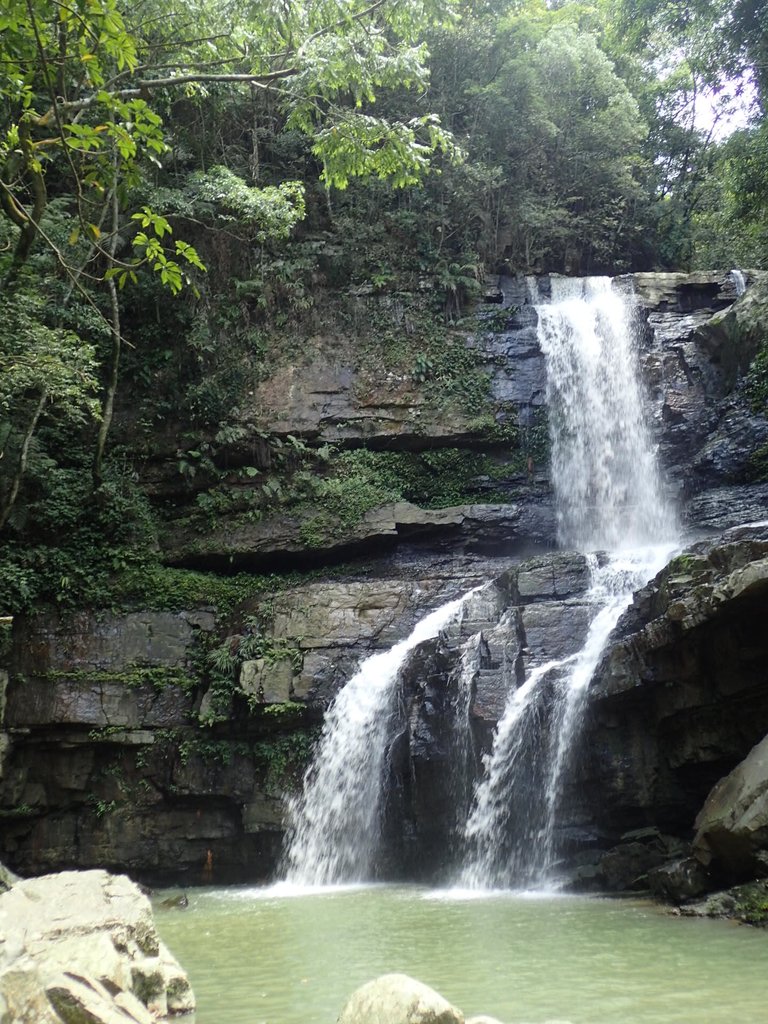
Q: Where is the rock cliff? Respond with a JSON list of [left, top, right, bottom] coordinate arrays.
[[1, 271, 767, 890]]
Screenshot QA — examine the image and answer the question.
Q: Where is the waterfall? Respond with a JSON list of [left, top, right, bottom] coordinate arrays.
[[460, 657, 571, 888], [460, 277, 678, 889], [730, 269, 747, 297], [282, 594, 470, 886], [281, 274, 678, 892], [536, 277, 674, 551]]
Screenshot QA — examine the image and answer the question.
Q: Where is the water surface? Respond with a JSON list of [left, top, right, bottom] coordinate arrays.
[[154, 885, 767, 1024]]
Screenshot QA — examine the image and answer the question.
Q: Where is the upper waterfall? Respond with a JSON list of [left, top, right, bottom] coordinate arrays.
[[534, 276, 676, 551]]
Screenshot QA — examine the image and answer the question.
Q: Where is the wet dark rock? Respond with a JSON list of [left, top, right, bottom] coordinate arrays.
[[599, 842, 668, 891], [517, 552, 590, 601], [679, 879, 768, 926], [683, 483, 768, 533], [648, 856, 711, 903], [578, 524, 768, 890]]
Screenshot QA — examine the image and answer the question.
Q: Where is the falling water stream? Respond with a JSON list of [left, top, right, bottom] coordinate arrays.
[[283, 593, 474, 885], [461, 277, 678, 889]]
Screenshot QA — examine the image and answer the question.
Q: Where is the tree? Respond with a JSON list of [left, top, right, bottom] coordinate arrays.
[[605, 0, 765, 265], [0, 291, 100, 530], [426, 3, 649, 273], [0, 0, 458, 500]]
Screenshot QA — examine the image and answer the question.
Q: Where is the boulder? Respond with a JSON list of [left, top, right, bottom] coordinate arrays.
[[692, 732, 768, 882], [598, 841, 667, 891], [648, 857, 711, 903], [678, 879, 768, 925], [338, 973, 464, 1024], [0, 869, 194, 1023]]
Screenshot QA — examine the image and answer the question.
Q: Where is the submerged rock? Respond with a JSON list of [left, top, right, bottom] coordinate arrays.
[[0, 869, 194, 1022], [338, 973, 464, 1024]]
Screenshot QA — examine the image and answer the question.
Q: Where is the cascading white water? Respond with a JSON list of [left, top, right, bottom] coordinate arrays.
[[536, 277, 675, 551], [283, 594, 470, 886], [460, 657, 572, 888], [534, 545, 673, 879], [449, 633, 484, 820], [730, 269, 747, 296], [460, 276, 678, 889]]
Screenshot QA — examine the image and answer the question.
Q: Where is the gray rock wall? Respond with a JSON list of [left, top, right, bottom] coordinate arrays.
[[2, 270, 768, 887]]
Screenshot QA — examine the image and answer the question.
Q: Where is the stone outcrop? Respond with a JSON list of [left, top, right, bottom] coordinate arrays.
[[692, 733, 768, 882], [0, 869, 193, 1023], [163, 500, 557, 571], [337, 974, 464, 1024], [577, 524, 768, 891]]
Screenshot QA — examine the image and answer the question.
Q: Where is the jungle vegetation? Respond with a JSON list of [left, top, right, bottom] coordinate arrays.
[[0, 0, 766, 612]]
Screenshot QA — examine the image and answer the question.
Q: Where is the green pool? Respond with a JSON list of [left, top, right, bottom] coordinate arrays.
[[154, 885, 768, 1024]]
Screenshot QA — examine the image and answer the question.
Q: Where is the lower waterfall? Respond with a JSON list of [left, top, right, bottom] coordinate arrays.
[[460, 547, 672, 889], [281, 275, 679, 890], [282, 593, 473, 886]]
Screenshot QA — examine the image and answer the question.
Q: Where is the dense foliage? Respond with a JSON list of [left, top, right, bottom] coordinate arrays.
[[1, 0, 767, 613]]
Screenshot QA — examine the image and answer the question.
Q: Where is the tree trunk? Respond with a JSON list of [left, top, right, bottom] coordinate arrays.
[[92, 183, 121, 488], [0, 389, 47, 533]]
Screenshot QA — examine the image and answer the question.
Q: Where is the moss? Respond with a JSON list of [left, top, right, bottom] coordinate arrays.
[[111, 562, 369, 614], [252, 727, 319, 792], [42, 666, 197, 692], [746, 441, 768, 482], [296, 445, 539, 547], [745, 344, 768, 414], [354, 295, 493, 417], [0, 619, 11, 664], [733, 881, 768, 925], [111, 566, 271, 613], [702, 880, 768, 926]]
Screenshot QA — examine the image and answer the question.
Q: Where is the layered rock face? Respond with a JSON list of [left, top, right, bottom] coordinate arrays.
[[576, 524, 768, 890], [1, 270, 767, 886], [0, 554, 509, 882]]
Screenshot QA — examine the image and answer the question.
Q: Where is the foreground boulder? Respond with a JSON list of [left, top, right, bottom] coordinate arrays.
[[0, 869, 194, 1023], [338, 974, 465, 1024], [693, 732, 768, 882]]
